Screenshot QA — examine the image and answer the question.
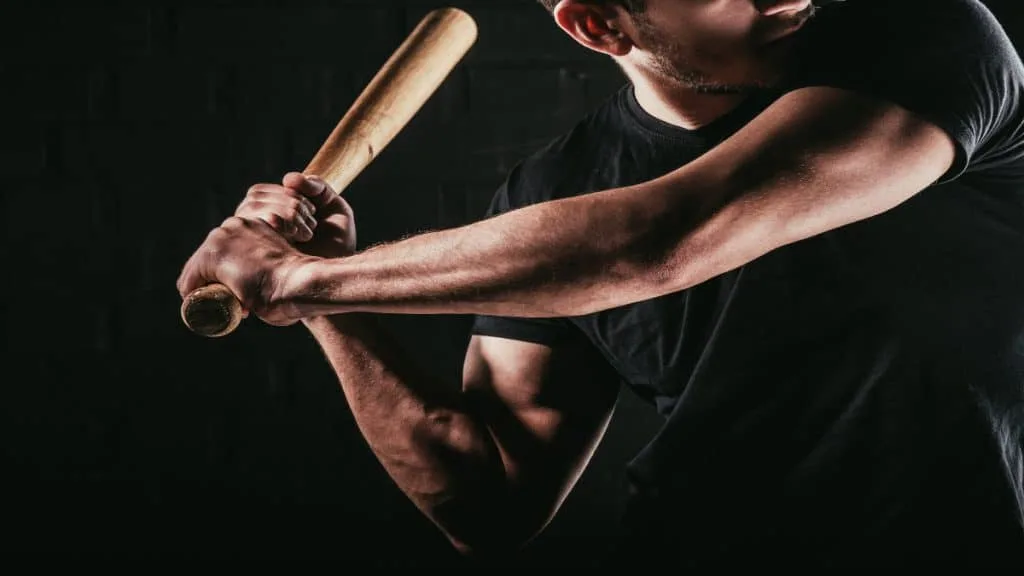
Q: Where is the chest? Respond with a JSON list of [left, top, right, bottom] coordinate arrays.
[[570, 275, 738, 407], [570, 241, 858, 410]]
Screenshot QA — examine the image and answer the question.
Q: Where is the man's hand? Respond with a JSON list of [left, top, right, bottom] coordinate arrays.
[[176, 172, 356, 326], [237, 172, 357, 260]]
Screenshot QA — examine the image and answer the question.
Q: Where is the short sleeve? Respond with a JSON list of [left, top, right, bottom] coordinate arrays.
[[470, 165, 579, 348], [792, 0, 1024, 182]]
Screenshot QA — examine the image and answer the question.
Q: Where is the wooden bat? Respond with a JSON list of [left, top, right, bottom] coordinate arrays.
[[180, 7, 478, 338]]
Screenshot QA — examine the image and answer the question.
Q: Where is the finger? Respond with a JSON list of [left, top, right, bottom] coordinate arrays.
[[244, 186, 317, 220], [176, 230, 222, 298], [260, 212, 300, 241], [177, 264, 211, 301], [176, 261, 192, 298], [237, 200, 317, 241], [247, 183, 293, 198], [236, 200, 289, 231], [242, 189, 317, 230], [221, 215, 247, 229], [243, 183, 285, 211], [284, 196, 317, 232], [177, 266, 198, 299], [283, 172, 334, 210], [237, 202, 313, 240], [268, 212, 314, 243]]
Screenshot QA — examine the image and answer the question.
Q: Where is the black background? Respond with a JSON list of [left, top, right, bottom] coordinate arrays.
[[3, 0, 1022, 568]]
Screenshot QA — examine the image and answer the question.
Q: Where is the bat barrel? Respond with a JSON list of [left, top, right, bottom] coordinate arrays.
[[306, 7, 478, 192]]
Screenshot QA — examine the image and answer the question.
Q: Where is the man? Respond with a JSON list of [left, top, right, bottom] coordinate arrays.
[[177, 0, 1024, 568]]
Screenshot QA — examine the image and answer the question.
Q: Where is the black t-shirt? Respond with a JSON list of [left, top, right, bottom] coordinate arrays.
[[472, 0, 1024, 567]]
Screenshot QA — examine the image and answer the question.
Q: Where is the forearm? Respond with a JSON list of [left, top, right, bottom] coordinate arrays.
[[291, 180, 708, 318], [301, 315, 514, 552], [274, 89, 953, 321]]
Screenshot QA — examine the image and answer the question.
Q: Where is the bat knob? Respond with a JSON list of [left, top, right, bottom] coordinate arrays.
[[181, 283, 243, 338]]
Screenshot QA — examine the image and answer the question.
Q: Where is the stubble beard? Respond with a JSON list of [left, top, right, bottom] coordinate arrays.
[[634, 5, 817, 95]]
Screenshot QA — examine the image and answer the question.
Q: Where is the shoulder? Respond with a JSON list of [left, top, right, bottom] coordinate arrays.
[[802, 0, 1018, 59], [501, 87, 630, 210], [792, 0, 1024, 174]]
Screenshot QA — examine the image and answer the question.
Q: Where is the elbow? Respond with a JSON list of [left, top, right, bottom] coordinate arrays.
[[444, 522, 545, 559], [612, 175, 727, 299], [618, 211, 703, 299], [432, 498, 554, 559], [628, 172, 767, 297], [411, 429, 549, 556], [446, 534, 528, 560]]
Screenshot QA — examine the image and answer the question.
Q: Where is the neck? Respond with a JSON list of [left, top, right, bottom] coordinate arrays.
[[629, 71, 748, 130]]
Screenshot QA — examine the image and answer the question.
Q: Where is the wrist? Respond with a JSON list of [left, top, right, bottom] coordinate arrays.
[[277, 255, 343, 321]]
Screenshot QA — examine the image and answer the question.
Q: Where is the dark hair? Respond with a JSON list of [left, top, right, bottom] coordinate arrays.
[[537, 0, 645, 14]]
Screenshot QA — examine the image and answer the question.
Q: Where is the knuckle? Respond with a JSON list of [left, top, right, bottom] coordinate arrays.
[[339, 197, 355, 215], [303, 199, 318, 216], [222, 216, 249, 230], [234, 200, 255, 216], [246, 199, 267, 213], [265, 213, 284, 228]]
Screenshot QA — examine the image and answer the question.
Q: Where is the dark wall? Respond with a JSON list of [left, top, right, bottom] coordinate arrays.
[[2, 0, 658, 567], [3, 0, 1021, 568]]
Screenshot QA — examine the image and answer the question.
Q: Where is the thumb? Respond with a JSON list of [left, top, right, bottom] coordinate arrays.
[[282, 172, 335, 210]]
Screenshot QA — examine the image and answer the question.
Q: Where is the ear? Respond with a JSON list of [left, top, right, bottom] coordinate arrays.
[[551, 0, 633, 57]]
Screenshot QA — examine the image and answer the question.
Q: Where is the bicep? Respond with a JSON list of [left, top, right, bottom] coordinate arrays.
[[717, 85, 957, 240], [462, 333, 620, 539], [653, 86, 957, 291]]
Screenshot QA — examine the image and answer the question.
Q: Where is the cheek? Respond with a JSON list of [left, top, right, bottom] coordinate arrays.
[[704, 20, 759, 51], [687, 3, 762, 53]]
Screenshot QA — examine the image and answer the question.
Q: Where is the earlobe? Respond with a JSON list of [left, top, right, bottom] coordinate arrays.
[[552, 0, 632, 57]]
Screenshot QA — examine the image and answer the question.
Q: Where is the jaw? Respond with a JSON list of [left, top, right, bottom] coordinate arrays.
[[621, 0, 819, 94]]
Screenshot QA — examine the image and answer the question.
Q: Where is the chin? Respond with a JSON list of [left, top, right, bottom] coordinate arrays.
[[654, 37, 796, 94], [732, 41, 797, 88], [688, 60, 788, 94]]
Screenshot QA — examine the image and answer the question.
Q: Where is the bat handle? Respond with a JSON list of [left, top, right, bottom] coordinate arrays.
[[181, 7, 477, 337], [181, 283, 243, 338]]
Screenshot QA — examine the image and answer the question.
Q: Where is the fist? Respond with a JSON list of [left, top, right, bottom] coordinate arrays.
[[176, 216, 315, 326], [176, 172, 357, 328], [236, 172, 357, 259]]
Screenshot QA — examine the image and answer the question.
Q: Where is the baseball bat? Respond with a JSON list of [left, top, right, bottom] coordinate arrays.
[[180, 7, 478, 338]]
